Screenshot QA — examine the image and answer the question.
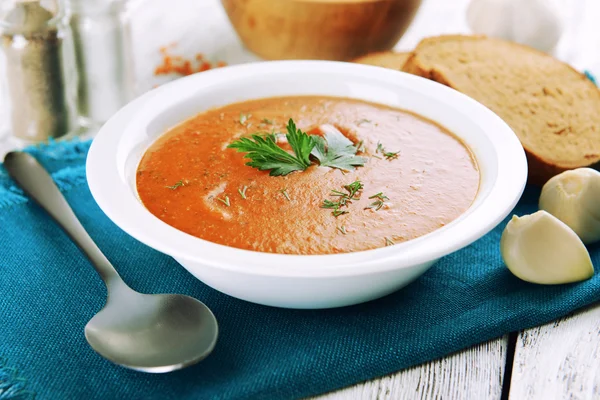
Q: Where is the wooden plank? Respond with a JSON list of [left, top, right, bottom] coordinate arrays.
[[509, 304, 600, 400], [313, 336, 508, 400]]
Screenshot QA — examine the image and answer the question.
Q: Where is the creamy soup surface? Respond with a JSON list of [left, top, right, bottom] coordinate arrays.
[[136, 96, 480, 255]]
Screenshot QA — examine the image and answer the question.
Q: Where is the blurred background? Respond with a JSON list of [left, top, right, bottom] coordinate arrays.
[[131, 0, 598, 91], [0, 0, 598, 152]]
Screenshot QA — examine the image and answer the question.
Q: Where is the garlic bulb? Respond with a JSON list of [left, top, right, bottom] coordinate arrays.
[[500, 211, 594, 285], [466, 0, 564, 53], [539, 168, 600, 244]]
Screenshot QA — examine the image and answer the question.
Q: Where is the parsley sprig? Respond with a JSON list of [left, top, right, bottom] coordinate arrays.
[[228, 119, 314, 176], [228, 119, 366, 176]]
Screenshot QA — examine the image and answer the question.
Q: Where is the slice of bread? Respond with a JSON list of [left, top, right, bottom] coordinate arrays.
[[402, 35, 600, 185], [353, 51, 411, 70]]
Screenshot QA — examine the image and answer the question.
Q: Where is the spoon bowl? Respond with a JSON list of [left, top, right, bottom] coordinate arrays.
[[85, 283, 218, 373], [3, 151, 219, 372]]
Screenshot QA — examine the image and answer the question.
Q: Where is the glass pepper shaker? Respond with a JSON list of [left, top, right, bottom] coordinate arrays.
[[67, 0, 136, 130], [0, 0, 78, 144]]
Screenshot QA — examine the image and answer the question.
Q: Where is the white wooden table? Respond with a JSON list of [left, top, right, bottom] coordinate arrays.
[[3, 0, 600, 398]]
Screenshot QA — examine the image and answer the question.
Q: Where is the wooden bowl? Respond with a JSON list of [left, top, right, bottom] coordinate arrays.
[[221, 0, 423, 61]]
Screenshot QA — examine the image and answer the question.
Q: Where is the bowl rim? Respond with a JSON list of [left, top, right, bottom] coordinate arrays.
[[86, 60, 527, 278]]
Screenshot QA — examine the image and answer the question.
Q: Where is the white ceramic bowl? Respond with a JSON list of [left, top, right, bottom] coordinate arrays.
[[87, 61, 527, 309]]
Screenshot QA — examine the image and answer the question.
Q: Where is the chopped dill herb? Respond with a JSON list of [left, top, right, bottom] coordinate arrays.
[[321, 199, 339, 209], [217, 196, 231, 207], [385, 237, 395, 246], [365, 201, 384, 211], [365, 192, 389, 211], [376, 141, 400, 160], [344, 180, 363, 199], [330, 189, 348, 197], [337, 226, 347, 235], [383, 151, 399, 160], [280, 188, 291, 201], [261, 118, 274, 125], [321, 180, 363, 217], [355, 140, 365, 153], [333, 210, 349, 217], [238, 186, 248, 199], [369, 192, 389, 201], [369, 192, 389, 200], [166, 180, 185, 190]]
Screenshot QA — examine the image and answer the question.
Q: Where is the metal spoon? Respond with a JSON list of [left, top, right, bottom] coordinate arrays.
[[4, 151, 218, 373]]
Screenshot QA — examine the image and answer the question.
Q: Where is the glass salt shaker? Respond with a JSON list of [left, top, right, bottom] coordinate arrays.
[[0, 0, 78, 144], [67, 0, 136, 130]]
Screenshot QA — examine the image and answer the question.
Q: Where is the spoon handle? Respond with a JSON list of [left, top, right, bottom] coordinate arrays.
[[4, 151, 122, 286]]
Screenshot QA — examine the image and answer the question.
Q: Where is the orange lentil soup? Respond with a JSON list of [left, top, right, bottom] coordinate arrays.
[[136, 96, 479, 254]]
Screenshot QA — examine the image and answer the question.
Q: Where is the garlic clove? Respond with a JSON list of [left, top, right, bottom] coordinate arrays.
[[539, 168, 600, 244], [512, 0, 564, 53], [500, 211, 594, 285], [467, 0, 515, 41], [466, 0, 564, 53]]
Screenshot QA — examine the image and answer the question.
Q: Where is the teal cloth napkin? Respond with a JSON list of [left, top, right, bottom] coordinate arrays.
[[1, 140, 600, 400]]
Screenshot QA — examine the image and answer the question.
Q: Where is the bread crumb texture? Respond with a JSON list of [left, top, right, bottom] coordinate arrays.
[[402, 35, 600, 185]]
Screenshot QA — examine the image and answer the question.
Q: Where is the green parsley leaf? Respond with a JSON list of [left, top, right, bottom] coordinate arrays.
[[286, 119, 314, 168], [227, 120, 316, 176], [310, 125, 366, 171]]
